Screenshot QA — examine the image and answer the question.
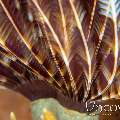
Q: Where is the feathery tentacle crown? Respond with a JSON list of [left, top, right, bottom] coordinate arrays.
[[0, 0, 119, 111]]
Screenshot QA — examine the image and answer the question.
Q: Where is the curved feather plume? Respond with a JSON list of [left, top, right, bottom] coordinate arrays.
[[0, 0, 119, 111]]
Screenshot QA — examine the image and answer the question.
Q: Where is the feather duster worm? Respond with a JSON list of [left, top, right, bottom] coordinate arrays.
[[0, 0, 119, 119]]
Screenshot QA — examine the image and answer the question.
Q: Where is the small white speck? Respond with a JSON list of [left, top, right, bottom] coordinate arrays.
[[40, 114, 44, 120], [3, 57, 10, 63], [28, 12, 33, 22], [43, 108, 47, 113]]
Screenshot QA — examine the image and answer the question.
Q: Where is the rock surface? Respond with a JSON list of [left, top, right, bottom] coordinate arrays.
[[32, 98, 99, 120]]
